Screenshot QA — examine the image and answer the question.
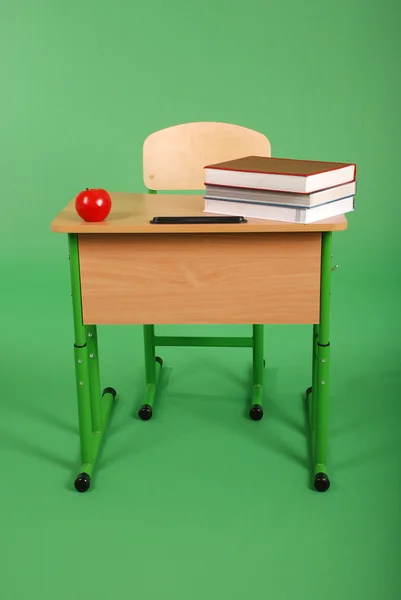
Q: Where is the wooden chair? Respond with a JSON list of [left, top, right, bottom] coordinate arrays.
[[138, 122, 271, 421]]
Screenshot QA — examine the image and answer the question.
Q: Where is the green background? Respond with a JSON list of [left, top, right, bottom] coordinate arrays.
[[1, 0, 400, 598]]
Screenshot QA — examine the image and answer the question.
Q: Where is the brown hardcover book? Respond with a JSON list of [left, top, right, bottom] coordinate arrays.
[[204, 156, 356, 194]]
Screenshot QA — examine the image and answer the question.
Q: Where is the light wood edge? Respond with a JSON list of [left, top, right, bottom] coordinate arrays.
[[50, 213, 348, 234]]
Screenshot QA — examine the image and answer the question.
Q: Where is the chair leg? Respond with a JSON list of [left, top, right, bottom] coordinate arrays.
[[306, 325, 319, 435], [138, 325, 163, 421], [249, 324, 265, 421], [86, 325, 103, 433]]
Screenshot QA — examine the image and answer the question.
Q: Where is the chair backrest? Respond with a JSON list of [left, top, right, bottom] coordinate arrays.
[[143, 121, 271, 191]]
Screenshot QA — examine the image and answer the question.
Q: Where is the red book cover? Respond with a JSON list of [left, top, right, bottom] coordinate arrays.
[[205, 156, 356, 177]]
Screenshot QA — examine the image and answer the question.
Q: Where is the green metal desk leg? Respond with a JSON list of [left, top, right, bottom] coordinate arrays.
[[68, 234, 116, 492], [313, 232, 332, 492], [138, 325, 163, 421], [250, 324, 265, 421]]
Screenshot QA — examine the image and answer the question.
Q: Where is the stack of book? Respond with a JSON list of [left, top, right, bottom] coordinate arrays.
[[203, 156, 356, 224]]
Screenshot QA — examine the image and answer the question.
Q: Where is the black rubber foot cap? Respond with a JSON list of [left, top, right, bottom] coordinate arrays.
[[74, 473, 91, 493], [249, 404, 264, 421], [155, 356, 163, 367], [138, 404, 153, 421], [102, 387, 117, 400], [314, 472, 330, 492]]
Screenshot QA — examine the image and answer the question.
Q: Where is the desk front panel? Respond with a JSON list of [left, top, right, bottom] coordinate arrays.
[[78, 232, 321, 325]]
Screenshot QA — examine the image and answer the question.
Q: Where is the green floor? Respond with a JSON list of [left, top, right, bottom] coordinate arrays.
[[1, 262, 400, 599]]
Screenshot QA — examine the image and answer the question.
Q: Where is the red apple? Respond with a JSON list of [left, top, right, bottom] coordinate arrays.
[[75, 188, 112, 222]]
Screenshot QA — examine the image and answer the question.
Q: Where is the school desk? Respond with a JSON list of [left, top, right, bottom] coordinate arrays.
[[50, 192, 346, 493]]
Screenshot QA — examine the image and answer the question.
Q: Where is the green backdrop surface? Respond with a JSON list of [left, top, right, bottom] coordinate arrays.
[[1, 1, 400, 599]]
